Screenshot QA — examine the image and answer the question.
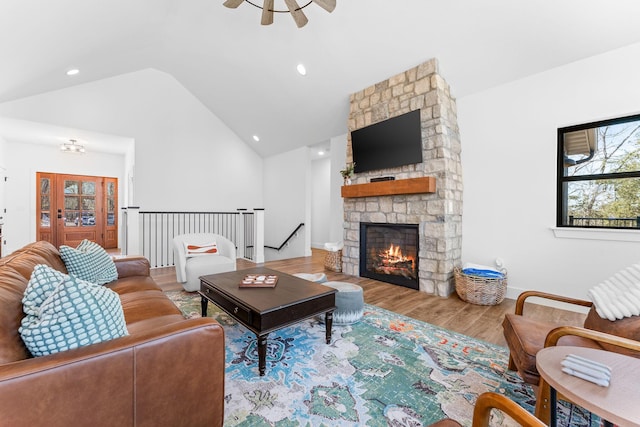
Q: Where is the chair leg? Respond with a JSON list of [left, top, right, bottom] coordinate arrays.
[[534, 379, 551, 426], [507, 354, 517, 371]]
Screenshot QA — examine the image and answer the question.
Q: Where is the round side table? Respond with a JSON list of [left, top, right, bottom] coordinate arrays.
[[535, 346, 640, 427]]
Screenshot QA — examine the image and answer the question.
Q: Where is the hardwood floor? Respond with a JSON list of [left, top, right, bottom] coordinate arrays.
[[151, 249, 586, 347]]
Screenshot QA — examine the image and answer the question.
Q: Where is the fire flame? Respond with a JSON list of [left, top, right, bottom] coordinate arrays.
[[380, 244, 414, 265], [387, 244, 402, 259]]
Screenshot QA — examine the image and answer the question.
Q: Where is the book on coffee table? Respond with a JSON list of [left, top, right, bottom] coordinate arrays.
[[239, 274, 278, 288]]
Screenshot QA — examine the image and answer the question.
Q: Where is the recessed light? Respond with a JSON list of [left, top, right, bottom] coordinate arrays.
[[66, 68, 80, 76], [296, 64, 307, 76], [252, 135, 260, 142], [318, 151, 325, 155]]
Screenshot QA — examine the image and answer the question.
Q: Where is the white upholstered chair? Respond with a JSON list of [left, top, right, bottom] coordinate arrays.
[[173, 233, 237, 292]]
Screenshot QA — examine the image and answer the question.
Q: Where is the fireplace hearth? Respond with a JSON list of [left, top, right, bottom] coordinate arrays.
[[359, 223, 419, 289]]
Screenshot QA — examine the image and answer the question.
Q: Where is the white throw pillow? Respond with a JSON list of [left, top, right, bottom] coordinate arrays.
[[184, 242, 219, 257], [588, 263, 640, 321]]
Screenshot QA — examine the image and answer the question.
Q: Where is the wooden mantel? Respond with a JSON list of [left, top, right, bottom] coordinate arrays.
[[341, 176, 436, 198]]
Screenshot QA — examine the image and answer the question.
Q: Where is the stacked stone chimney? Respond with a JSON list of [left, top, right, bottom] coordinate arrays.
[[342, 58, 462, 296]]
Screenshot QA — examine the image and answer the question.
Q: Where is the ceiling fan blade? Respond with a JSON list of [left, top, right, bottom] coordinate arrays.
[[284, 0, 308, 28], [312, 0, 336, 13], [261, 0, 274, 25], [223, 0, 244, 9]]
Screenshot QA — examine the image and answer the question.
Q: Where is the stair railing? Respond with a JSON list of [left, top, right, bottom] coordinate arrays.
[[122, 208, 265, 267], [265, 223, 305, 251]]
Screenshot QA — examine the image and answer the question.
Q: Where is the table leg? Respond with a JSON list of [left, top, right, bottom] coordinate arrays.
[[258, 334, 268, 376], [201, 295, 209, 317], [535, 378, 551, 425], [325, 310, 333, 344], [550, 387, 557, 427]]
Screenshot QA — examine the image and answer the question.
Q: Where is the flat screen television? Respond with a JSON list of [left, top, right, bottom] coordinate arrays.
[[351, 109, 423, 174]]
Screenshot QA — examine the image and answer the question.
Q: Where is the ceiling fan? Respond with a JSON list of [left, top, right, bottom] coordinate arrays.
[[223, 0, 336, 28]]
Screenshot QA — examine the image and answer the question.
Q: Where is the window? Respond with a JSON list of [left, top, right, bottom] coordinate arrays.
[[557, 114, 640, 229]]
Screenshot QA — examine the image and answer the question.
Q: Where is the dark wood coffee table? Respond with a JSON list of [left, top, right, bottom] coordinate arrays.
[[199, 267, 337, 376]]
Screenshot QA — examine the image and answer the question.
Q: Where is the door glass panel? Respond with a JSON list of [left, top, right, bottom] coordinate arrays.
[[106, 180, 116, 227], [82, 197, 95, 210], [64, 180, 79, 194], [107, 197, 115, 225], [82, 212, 95, 226], [65, 212, 79, 227], [82, 181, 95, 195], [39, 178, 51, 228], [65, 196, 79, 210]]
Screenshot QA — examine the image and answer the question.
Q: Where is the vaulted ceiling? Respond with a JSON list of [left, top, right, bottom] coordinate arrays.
[[2, 0, 640, 157]]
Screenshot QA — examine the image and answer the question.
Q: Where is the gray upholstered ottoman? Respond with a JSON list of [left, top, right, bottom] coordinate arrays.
[[293, 272, 327, 283], [322, 281, 364, 325]]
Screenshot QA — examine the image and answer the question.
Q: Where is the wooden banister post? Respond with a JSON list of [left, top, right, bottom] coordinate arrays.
[[123, 206, 141, 256], [236, 209, 247, 259], [254, 208, 265, 264]]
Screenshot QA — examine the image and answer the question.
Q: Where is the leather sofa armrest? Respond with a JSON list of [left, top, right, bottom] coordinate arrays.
[[113, 256, 151, 278], [0, 317, 225, 427], [514, 290, 592, 316]]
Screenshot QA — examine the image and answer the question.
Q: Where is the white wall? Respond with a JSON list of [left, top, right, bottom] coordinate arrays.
[[0, 68, 263, 212], [4, 140, 125, 253], [262, 147, 311, 261], [311, 157, 330, 248], [329, 134, 347, 244], [458, 41, 640, 302], [0, 136, 6, 254]]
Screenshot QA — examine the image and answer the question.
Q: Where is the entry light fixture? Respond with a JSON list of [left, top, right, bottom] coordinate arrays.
[[60, 139, 86, 154], [223, 0, 336, 28]]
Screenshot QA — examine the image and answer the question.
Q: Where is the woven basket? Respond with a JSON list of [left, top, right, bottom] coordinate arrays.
[[324, 250, 342, 272], [454, 267, 507, 306]]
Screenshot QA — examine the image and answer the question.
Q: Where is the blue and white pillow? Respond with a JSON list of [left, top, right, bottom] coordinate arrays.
[[20, 264, 128, 357], [60, 239, 118, 285]]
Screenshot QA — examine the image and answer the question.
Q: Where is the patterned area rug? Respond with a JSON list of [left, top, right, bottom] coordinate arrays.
[[166, 290, 598, 427]]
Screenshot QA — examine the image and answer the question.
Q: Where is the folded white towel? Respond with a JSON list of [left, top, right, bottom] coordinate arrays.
[[562, 367, 610, 387], [324, 241, 343, 252], [565, 354, 611, 375], [561, 360, 610, 380]]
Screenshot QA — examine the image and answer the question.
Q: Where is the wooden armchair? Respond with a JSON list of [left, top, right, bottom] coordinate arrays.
[[429, 392, 545, 427], [502, 290, 640, 423]]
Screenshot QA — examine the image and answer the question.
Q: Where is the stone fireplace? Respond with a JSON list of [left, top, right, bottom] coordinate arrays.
[[342, 58, 462, 296]]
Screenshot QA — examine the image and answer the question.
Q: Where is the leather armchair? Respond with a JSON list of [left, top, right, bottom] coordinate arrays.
[[502, 290, 640, 424], [173, 233, 236, 291], [503, 290, 640, 386]]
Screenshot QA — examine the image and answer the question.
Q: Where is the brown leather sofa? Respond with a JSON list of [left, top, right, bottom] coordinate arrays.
[[0, 241, 225, 427]]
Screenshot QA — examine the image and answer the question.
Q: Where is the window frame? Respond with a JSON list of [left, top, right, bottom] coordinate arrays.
[[556, 113, 640, 230]]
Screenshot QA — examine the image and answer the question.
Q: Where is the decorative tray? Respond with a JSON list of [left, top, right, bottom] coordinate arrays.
[[239, 274, 278, 288]]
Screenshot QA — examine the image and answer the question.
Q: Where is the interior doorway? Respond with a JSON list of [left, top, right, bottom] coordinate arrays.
[[36, 172, 118, 249]]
